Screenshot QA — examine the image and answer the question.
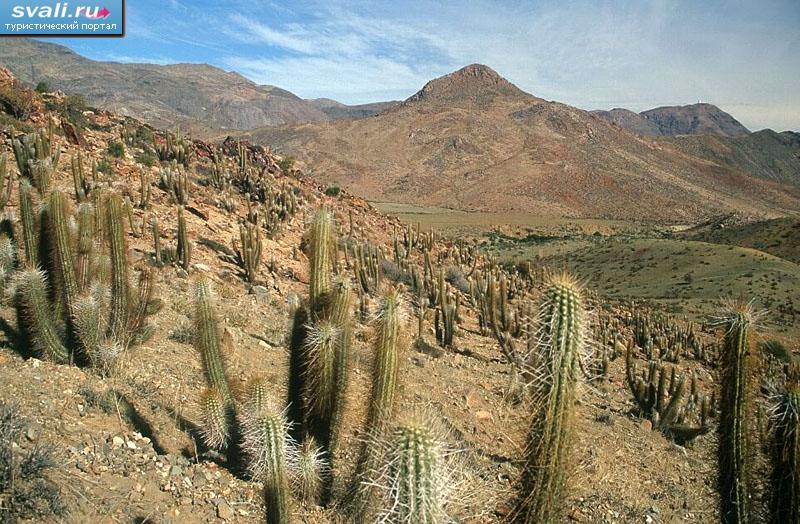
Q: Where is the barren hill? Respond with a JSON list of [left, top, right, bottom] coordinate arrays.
[[242, 64, 800, 222], [593, 103, 750, 137]]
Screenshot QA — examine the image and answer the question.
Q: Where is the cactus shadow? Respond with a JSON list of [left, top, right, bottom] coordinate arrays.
[[0, 317, 31, 359], [108, 390, 169, 456], [166, 407, 249, 480]]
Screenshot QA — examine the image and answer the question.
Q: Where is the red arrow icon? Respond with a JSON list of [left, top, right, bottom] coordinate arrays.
[[86, 7, 110, 19]]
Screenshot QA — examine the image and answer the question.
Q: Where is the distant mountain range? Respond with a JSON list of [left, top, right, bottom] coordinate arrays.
[[240, 64, 800, 221], [0, 39, 397, 135], [2, 40, 798, 222], [591, 104, 750, 137]]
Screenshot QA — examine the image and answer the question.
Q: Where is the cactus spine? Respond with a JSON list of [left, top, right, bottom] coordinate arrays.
[[770, 385, 800, 523], [717, 302, 756, 524], [516, 274, 584, 523]]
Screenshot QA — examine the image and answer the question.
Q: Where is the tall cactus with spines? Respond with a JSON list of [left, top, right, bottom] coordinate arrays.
[[365, 285, 403, 440], [12, 269, 70, 363], [193, 280, 234, 451], [106, 194, 130, 345], [308, 206, 333, 314], [237, 221, 262, 283], [515, 273, 585, 523], [381, 423, 446, 523], [75, 203, 95, 292], [176, 206, 191, 270], [71, 153, 90, 202], [303, 321, 340, 454], [194, 280, 233, 406], [351, 285, 405, 521], [18, 180, 38, 268], [327, 278, 352, 466], [770, 384, 800, 524], [46, 189, 79, 325], [715, 301, 758, 524], [242, 403, 291, 524]]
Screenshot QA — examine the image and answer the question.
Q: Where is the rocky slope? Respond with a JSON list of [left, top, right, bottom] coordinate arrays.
[[241, 64, 800, 222]]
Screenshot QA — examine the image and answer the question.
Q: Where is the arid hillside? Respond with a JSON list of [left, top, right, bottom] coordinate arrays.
[[242, 64, 800, 222]]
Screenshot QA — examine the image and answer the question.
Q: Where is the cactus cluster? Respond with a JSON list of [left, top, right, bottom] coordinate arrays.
[[159, 161, 189, 205], [12, 128, 60, 193], [625, 346, 713, 442], [236, 221, 263, 283], [155, 132, 192, 167], [3, 168, 159, 373]]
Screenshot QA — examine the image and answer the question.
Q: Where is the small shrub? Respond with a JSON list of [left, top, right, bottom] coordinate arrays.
[[96, 159, 113, 177], [107, 141, 125, 158], [0, 402, 66, 520], [445, 266, 470, 293], [35, 81, 50, 93], [324, 185, 341, 197], [0, 81, 35, 119], [278, 156, 295, 172], [135, 151, 156, 167]]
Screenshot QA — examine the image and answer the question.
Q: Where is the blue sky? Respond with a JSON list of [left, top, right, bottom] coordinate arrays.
[[51, 0, 800, 131]]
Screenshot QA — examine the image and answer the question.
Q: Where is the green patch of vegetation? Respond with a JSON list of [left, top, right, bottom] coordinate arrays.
[[35, 81, 50, 93], [135, 151, 156, 167], [324, 185, 341, 197], [46, 94, 92, 130], [0, 81, 35, 120], [278, 156, 295, 172], [96, 159, 114, 177], [0, 112, 35, 133], [107, 141, 125, 158]]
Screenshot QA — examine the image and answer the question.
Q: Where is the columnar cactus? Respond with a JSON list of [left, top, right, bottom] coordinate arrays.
[[193, 280, 233, 409], [47, 190, 78, 323], [12, 269, 70, 363], [106, 194, 129, 345], [291, 437, 328, 506], [176, 206, 191, 270], [242, 403, 292, 524], [18, 180, 38, 268], [516, 273, 585, 523], [351, 285, 405, 520], [770, 385, 800, 523], [308, 207, 333, 313], [237, 221, 262, 283], [381, 422, 446, 523], [716, 301, 758, 524]]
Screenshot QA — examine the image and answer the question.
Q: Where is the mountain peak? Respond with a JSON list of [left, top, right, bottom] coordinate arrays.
[[406, 63, 530, 105]]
